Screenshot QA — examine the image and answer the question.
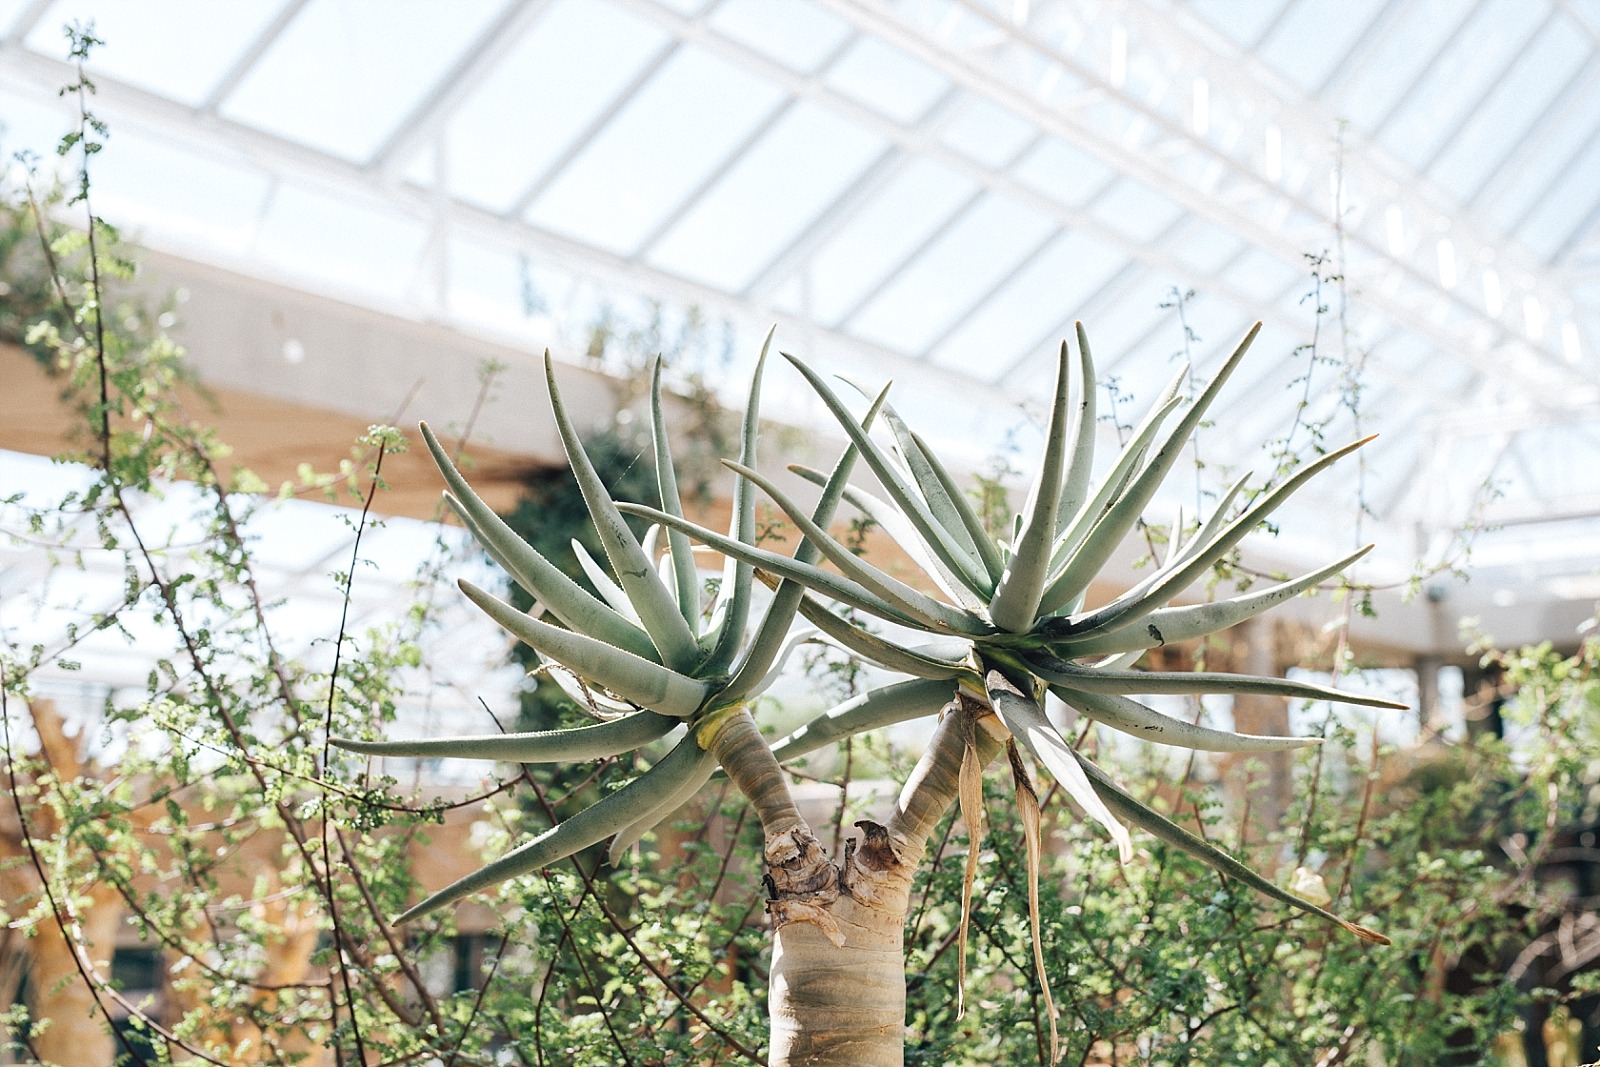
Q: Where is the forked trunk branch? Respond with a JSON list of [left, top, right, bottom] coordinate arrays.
[[761, 691, 1007, 1067]]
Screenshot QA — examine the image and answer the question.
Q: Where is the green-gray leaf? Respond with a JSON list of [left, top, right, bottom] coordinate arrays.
[[394, 731, 715, 923], [330, 710, 678, 763], [460, 579, 710, 717]]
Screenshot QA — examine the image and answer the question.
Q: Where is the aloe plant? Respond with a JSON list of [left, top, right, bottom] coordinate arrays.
[[338, 324, 1393, 1067]]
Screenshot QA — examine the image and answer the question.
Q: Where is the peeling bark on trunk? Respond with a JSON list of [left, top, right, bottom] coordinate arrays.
[[744, 694, 1005, 1067], [766, 822, 919, 1067]]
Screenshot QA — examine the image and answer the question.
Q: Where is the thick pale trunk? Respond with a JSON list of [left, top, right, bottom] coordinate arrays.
[[749, 694, 1005, 1067], [766, 822, 921, 1067]]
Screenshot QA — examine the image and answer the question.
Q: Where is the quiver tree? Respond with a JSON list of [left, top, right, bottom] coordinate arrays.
[[335, 323, 1396, 1067]]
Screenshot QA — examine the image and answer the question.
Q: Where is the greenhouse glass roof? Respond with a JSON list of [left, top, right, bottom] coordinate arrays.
[[1, 0, 1598, 627]]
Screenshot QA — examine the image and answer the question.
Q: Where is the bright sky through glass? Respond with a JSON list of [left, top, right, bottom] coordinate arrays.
[[1, 0, 1597, 605]]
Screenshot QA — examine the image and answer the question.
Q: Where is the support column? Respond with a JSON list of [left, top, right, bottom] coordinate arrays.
[[1220, 617, 1293, 841]]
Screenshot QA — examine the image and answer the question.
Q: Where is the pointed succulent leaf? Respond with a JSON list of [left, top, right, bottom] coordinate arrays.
[[734, 627, 826, 703], [1045, 324, 1260, 612], [1027, 652, 1407, 710], [1071, 750, 1390, 944], [421, 424, 656, 662], [1090, 649, 1146, 671], [1055, 322, 1098, 532], [1040, 392, 1185, 612], [725, 459, 991, 636], [984, 672, 1131, 862], [606, 749, 719, 861], [1166, 470, 1252, 571], [459, 580, 710, 717], [570, 538, 640, 624], [1050, 686, 1318, 753], [989, 340, 1074, 632], [789, 466, 987, 612], [783, 353, 992, 596], [395, 731, 715, 923], [702, 330, 773, 674], [783, 585, 973, 681], [842, 382, 1002, 583], [616, 502, 932, 630], [907, 429, 1005, 582], [768, 678, 959, 764], [545, 354, 700, 672], [721, 383, 891, 704], [542, 658, 642, 715], [331, 710, 679, 763], [1055, 545, 1374, 657], [648, 357, 701, 634], [1063, 435, 1377, 637]]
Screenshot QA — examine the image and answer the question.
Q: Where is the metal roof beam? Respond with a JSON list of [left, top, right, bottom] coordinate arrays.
[[598, 0, 1438, 386]]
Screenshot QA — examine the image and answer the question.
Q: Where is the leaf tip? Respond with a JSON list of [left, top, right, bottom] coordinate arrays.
[[1342, 920, 1390, 946]]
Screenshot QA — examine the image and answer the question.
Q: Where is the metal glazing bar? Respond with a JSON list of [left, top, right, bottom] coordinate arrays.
[[1364, 0, 1490, 140], [817, 0, 1590, 400], [1416, 4, 1559, 175], [370, 0, 557, 180], [200, 0, 313, 113], [740, 86, 965, 302], [506, 38, 684, 218]]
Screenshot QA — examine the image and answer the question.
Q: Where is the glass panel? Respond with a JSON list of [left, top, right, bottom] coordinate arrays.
[[1515, 135, 1600, 261], [0, 87, 76, 167], [446, 238, 569, 346], [1430, 15, 1589, 202], [1168, 221, 1246, 276], [441, 0, 669, 213], [525, 46, 783, 255], [1377, 0, 1544, 170], [1217, 248, 1300, 304], [802, 157, 977, 324], [253, 184, 428, 300], [220, 0, 508, 162], [1011, 136, 1115, 207], [654, 0, 711, 15], [1183, 0, 1292, 47], [1329, 0, 1474, 132], [824, 35, 949, 123], [26, 0, 285, 106], [1255, 0, 1389, 93], [0, 0, 31, 32], [648, 102, 885, 292], [930, 230, 1126, 378], [1090, 178, 1183, 242], [938, 95, 1036, 169], [849, 190, 1055, 354], [1487, 88, 1600, 238], [709, 0, 852, 74], [1072, 284, 1171, 368], [86, 130, 272, 254]]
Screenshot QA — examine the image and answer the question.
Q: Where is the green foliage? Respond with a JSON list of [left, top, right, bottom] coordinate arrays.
[[897, 723, 1568, 1066]]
